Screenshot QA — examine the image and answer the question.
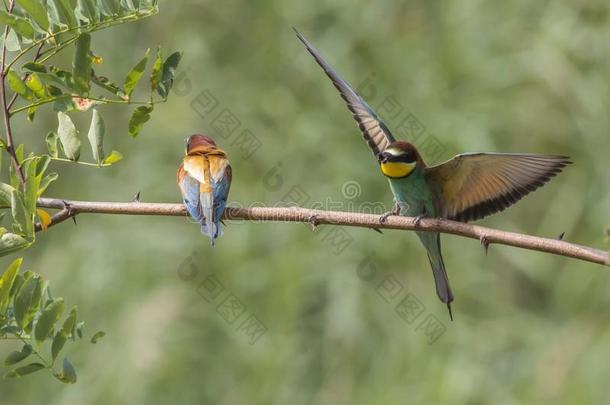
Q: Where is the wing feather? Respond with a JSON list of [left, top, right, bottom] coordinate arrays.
[[294, 29, 395, 158], [425, 153, 571, 222]]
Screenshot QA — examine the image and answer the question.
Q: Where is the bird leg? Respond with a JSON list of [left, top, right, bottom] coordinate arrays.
[[379, 203, 401, 224], [413, 214, 426, 227], [479, 234, 490, 255], [308, 214, 320, 231]]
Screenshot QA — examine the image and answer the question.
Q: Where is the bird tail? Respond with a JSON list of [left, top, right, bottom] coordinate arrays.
[[417, 231, 454, 320], [199, 191, 220, 247]]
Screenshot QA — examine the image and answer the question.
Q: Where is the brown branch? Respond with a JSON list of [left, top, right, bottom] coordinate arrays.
[[36, 197, 609, 267], [0, 0, 25, 184]]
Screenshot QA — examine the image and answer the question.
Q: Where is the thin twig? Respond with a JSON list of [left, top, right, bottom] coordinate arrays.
[[36, 197, 610, 266], [6, 42, 44, 111], [0, 0, 25, 184]]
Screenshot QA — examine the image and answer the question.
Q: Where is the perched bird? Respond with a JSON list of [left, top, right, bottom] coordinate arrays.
[[177, 134, 232, 246], [295, 29, 571, 319]]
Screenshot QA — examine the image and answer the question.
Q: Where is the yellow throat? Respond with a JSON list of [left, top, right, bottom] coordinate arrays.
[[380, 161, 416, 178]]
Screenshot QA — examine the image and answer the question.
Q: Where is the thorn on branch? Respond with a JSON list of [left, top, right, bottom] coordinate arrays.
[[133, 191, 141, 202], [557, 232, 565, 241], [61, 200, 77, 225]]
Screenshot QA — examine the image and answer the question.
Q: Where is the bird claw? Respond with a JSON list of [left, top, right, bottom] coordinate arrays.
[[379, 204, 401, 224], [479, 234, 490, 255], [308, 214, 319, 231], [413, 214, 425, 227]]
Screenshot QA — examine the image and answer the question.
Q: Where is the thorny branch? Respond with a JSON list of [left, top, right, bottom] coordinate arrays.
[[35, 197, 609, 267]]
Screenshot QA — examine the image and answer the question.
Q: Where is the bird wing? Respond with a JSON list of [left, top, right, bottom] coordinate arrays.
[[425, 153, 571, 222], [208, 155, 232, 224], [295, 29, 395, 158], [178, 162, 205, 223]]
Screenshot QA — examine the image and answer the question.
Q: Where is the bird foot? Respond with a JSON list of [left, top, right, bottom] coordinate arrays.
[[379, 204, 401, 224], [308, 214, 319, 231], [479, 234, 490, 255], [413, 214, 425, 227]]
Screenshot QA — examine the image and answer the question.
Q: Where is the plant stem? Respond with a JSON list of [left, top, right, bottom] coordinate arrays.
[[34, 197, 610, 266], [0, 0, 25, 184]]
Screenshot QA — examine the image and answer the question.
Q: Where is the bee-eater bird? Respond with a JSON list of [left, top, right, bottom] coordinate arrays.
[[295, 29, 571, 319], [177, 134, 232, 246]]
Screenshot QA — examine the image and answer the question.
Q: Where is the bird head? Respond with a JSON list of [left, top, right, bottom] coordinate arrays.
[[186, 134, 217, 153], [378, 142, 420, 179]]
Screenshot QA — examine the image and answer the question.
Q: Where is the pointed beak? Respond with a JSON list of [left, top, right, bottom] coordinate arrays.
[[378, 152, 389, 164]]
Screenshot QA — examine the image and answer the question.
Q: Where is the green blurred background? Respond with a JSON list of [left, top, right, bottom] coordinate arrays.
[[2, 0, 610, 403]]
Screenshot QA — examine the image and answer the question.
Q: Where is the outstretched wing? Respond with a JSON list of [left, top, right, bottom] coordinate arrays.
[[294, 28, 395, 158], [425, 153, 571, 222]]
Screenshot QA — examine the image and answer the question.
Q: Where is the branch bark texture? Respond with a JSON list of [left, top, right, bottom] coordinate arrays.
[[36, 197, 609, 267]]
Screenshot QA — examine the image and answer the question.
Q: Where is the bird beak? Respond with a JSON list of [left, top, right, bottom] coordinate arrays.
[[378, 152, 389, 164]]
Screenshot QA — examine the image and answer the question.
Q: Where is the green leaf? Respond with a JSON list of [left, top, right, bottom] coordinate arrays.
[[91, 72, 127, 99], [53, 95, 75, 112], [124, 48, 149, 97], [4, 344, 32, 366], [98, 0, 120, 16], [3, 362, 45, 378], [51, 331, 67, 360], [4, 28, 21, 52], [22, 62, 47, 73], [0, 232, 30, 257], [0, 258, 22, 314], [128, 105, 152, 138], [77, 0, 97, 21], [0, 181, 15, 206], [87, 109, 105, 163], [50, 0, 77, 27], [150, 47, 163, 91], [58, 357, 77, 383], [16, 0, 50, 31], [101, 150, 122, 165], [62, 306, 77, 335], [48, 66, 76, 91], [10, 187, 33, 237], [39, 172, 59, 196], [90, 330, 105, 343], [0, 11, 36, 39], [75, 321, 84, 339], [25, 73, 49, 99], [72, 33, 92, 95], [46, 131, 59, 158], [157, 51, 182, 98], [35, 155, 51, 177], [14, 274, 41, 329], [57, 112, 81, 161], [24, 156, 50, 216], [35, 298, 64, 345], [6, 70, 34, 101], [27, 106, 36, 122]]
